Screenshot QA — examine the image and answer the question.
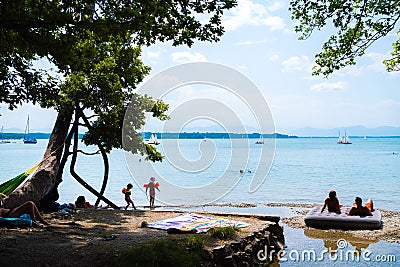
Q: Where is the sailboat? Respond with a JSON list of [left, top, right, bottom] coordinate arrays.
[[255, 134, 264, 144], [148, 133, 160, 145], [337, 130, 351, 144], [23, 115, 37, 144]]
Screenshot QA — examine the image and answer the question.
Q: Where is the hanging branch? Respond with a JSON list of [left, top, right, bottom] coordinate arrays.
[[55, 121, 75, 184], [77, 107, 110, 207], [69, 105, 119, 209], [76, 149, 101, 156]]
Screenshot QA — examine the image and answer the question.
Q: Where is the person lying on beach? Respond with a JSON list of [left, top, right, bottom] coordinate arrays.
[[0, 201, 49, 226], [74, 196, 94, 209], [348, 197, 373, 216], [321, 190, 342, 213]]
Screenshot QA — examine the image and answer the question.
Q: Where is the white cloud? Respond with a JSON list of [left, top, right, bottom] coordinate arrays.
[[223, 0, 285, 31], [334, 65, 363, 77], [310, 81, 347, 92], [281, 56, 312, 72], [171, 52, 207, 63], [146, 51, 160, 58], [262, 16, 285, 31], [267, 1, 284, 12], [235, 39, 269, 46], [365, 52, 390, 73], [269, 54, 279, 61]]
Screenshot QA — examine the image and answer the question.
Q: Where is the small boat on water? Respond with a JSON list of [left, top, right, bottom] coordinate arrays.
[[255, 135, 264, 144], [23, 115, 37, 144], [148, 133, 160, 145], [337, 130, 351, 144]]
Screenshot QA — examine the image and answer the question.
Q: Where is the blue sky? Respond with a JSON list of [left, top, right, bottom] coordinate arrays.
[[1, 0, 399, 133]]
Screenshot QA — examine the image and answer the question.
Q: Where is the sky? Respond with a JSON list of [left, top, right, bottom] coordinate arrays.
[[1, 0, 400, 134]]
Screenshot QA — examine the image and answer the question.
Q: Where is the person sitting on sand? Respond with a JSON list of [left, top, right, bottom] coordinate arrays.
[[124, 184, 137, 210], [74, 196, 93, 209], [348, 197, 373, 216], [321, 190, 342, 213], [0, 201, 49, 225]]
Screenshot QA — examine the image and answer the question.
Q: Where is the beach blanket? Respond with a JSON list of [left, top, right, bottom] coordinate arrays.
[[0, 214, 33, 228], [147, 213, 249, 233]]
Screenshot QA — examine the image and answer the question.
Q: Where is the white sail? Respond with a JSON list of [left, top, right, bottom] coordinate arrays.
[[149, 133, 160, 145], [337, 131, 343, 144], [149, 134, 155, 143], [344, 131, 350, 143], [338, 130, 351, 144]]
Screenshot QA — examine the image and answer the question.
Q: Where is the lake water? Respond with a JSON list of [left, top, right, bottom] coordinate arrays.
[[2, 137, 398, 210], [1, 137, 399, 265]]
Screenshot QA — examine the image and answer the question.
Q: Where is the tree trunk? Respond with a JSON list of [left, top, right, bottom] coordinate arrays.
[[69, 108, 119, 209], [3, 111, 73, 208]]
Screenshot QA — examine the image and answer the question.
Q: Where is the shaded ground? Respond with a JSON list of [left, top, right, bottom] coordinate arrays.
[[0, 208, 273, 267]]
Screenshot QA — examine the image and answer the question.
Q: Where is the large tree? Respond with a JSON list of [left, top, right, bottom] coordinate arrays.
[[289, 0, 400, 76], [1, 0, 236, 208]]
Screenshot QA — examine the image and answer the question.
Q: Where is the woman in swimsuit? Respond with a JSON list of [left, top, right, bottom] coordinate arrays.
[[0, 201, 49, 225]]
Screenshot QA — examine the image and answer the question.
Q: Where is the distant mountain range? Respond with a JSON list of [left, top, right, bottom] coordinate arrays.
[[291, 126, 400, 137]]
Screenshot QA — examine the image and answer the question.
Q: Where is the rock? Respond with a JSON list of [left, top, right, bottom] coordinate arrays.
[[213, 245, 226, 264]]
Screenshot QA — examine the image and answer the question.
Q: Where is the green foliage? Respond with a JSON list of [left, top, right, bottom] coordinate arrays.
[[115, 237, 205, 267], [1, 0, 236, 160], [289, 0, 400, 76], [207, 226, 239, 239]]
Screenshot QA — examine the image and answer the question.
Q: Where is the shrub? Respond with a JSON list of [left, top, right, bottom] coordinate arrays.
[[207, 226, 239, 239], [114, 236, 205, 267]]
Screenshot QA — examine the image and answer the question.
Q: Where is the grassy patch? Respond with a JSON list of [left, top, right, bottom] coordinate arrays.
[[105, 236, 205, 267], [207, 226, 239, 239]]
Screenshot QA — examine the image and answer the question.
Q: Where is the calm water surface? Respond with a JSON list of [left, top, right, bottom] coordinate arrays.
[[1, 137, 399, 266], [0, 137, 399, 208]]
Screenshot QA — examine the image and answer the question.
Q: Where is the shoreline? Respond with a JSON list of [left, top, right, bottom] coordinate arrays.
[[0, 202, 398, 266], [156, 202, 400, 244]]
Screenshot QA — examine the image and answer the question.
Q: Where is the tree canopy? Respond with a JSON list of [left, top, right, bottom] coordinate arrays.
[[1, 0, 236, 109], [289, 0, 400, 76], [1, 0, 236, 156], [1, 0, 236, 207]]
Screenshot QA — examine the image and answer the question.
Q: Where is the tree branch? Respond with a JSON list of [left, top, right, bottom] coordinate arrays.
[[70, 103, 118, 209], [76, 149, 101, 156], [77, 106, 111, 207]]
